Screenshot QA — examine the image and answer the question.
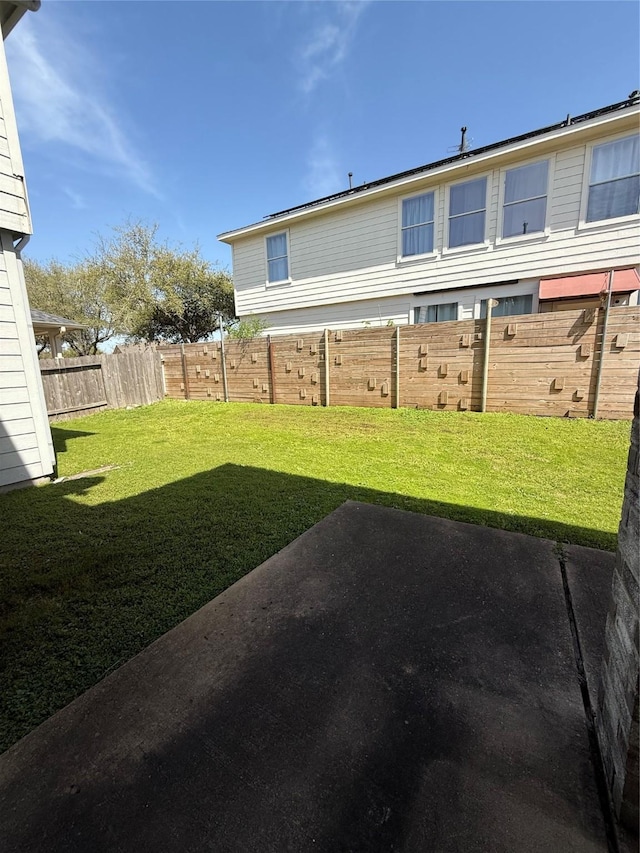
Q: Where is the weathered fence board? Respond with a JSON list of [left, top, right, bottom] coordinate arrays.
[[40, 347, 164, 421], [160, 306, 639, 420]]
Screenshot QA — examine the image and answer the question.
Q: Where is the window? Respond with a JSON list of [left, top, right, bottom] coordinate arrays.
[[502, 161, 548, 237], [401, 192, 435, 256], [266, 232, 289, 283], [448, 177, 487, 248], [415, 302, 458, 323], [587, 135, 640, 222], [479, 294, 533, 318]]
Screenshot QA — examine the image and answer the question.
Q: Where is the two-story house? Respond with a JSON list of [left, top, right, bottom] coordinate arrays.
[[218, 95, 640, 335], [0, 1, 55, 490]]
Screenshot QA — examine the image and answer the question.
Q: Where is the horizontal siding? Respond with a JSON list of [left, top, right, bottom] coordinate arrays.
[[291, 197, 398, 280], [487, 168, 500, 243], [236, 222, 639, 316], [0, 384, 29, 405], [0, 232, 52, 487], [0, 457, 45, 487], [255, 280, 540, 334], [0, 337, 21, 355], [0, 37, 31, 235], [0, 301, 15, 322], [0, 317, 19, 339], [1, 369, 27, 388], [232, 128, 639, 318], [550, 145, 585, 230], [260, 295, 412, 335], [0, 431, 37, 455], [1, 415, 35, 436]]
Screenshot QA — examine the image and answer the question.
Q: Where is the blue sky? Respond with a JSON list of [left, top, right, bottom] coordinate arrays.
[[6, 0, 639, 271]]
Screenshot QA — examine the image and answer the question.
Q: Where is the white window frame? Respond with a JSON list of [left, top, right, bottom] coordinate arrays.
[[472, 281, 539, 319], [443, 173, 492, 254], [496, 156, 553, 245], [397, 189, 438, 264], [414, 301, 459, 323], [264, 230, 291, 287], [578, 131, 640, 231]]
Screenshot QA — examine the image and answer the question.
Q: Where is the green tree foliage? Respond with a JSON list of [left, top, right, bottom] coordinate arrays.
[[24, 220, 235, 351], [93, 221, 235, 344], [24, 258, 117, 355]]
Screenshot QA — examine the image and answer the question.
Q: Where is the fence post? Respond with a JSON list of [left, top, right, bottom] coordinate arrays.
[[218, 315, 229, 403], [267, 335, 276, 404], [323, 328, 330, 407], [481, 299, 498, 413], [180, 344, 190, 400], [592, 270, 614, 419], [394, 325, 400, 409]]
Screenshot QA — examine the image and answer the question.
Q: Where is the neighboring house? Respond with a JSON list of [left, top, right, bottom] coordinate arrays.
[[219, 95, 640, 335], [0, 1, 54, 490], [31, 308, 85, 358]]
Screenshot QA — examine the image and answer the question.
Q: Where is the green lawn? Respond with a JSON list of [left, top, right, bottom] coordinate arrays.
[[0, 400, 631, 752]]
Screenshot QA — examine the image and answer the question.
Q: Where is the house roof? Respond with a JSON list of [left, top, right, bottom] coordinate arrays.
[[0, 0, 40, 39], [218, 93, 640, 243], [30, 308, 86, 332]]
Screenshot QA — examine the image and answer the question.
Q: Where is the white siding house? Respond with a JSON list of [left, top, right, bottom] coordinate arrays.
[[219, 97, 640, 335], [0, 1, 55, 490]]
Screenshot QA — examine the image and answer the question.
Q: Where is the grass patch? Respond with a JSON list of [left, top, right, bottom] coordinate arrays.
[[0, 400, 631, 751]]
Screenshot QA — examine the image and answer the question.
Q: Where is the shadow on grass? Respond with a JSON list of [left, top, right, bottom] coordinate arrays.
[[0, 461, 616, 752], [50, 426, 96, 455]]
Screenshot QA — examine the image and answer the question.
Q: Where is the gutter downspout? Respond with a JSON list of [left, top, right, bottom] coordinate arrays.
[[592, 270, 614, 419]]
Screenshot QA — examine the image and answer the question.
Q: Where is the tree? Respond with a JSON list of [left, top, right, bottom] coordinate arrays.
[[91, 220, 235, 343], [24, 258, 119, 355], [24, 220, 236, 350]]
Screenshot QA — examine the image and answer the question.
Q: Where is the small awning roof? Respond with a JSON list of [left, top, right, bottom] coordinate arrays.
[[30, 308, 86, 333], [539, 268, 640, 300]]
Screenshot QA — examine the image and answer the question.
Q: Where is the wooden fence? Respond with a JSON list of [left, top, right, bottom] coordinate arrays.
[[40, 347, 164, 421], [159, 306, 639, 420]]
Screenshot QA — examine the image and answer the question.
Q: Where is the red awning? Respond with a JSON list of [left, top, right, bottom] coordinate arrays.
[[539, 269, 640, 300]]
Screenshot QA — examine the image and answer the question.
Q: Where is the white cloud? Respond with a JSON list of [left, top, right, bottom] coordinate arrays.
[[303, 134, 343, 199], [297, 1, 368, 95], [6, 15, 158, 196]]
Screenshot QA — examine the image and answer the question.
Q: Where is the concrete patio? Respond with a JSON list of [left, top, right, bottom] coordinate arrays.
[[0, 502, 618, 852]]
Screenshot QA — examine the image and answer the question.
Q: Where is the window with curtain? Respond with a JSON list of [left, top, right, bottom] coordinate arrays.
[[502, 161, 549, 237], [401, 192, 435, 256], [479, 294, 533, 318], [448, 177, 487, 248], [266, 233, 289, 283], [587, 135, 640, 222], [415, 302, 458, 323]]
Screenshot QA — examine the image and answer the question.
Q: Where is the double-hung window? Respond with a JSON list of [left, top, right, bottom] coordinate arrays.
[[401, 192, 434, 256], [479, 294, 533, 318], [502, 161, 548, 237], [415, 302, 458, 323], [266, 232, 289, 283], [448, 177, 487, 248], [587, 136, 640, 222], [587, 135, 640, 222]]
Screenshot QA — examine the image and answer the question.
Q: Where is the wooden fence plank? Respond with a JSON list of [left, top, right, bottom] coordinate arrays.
[[40, 347, 164, 419]]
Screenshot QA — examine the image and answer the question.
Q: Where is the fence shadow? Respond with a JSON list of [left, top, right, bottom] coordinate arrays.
[[0, 462, 616, 752]]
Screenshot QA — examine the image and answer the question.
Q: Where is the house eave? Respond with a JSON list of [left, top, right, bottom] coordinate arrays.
[[0, 1, 40, 39]]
